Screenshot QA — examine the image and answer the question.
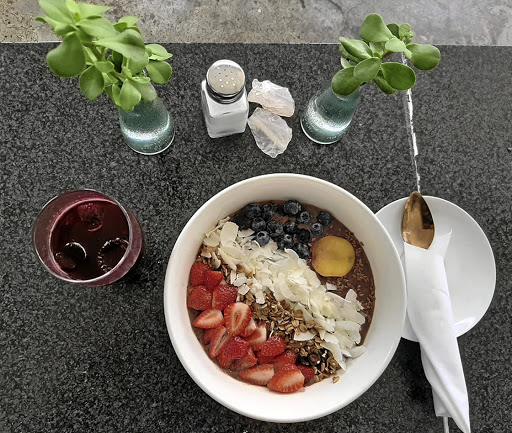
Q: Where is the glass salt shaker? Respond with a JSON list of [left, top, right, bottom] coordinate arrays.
[[201, 60, 249, 138]]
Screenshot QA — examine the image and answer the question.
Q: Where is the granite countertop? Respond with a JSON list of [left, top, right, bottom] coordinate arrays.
[[0, 43, 510, 432]]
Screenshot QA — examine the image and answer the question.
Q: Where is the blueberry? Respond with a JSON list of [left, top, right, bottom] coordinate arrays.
[[317, 211, 333, 226], [283, 200, 301, 216], [232, 213, 251, 230], [266, 220, 284, 238], [277, 234, 294, 250], [255, 231, 270, 246], [310, 222, 324, 236], [294, 243, 311, 259], [296, 228, 311, 243], [283, 220, 298, 235], [275, 205, 286, 217], [244, 203, 262, 219], [296, 210, 312, 225], [251, 217, 267, 232], [261, 203, 275, 221]]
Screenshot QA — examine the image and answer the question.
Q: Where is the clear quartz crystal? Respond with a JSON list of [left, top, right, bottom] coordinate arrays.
[[248, 108, 292, 158], [200, 60, 249, 138], [248, 79, 295, 117]]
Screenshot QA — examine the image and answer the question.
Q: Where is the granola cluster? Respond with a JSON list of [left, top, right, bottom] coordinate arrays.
[[239, 290, 342, 382]]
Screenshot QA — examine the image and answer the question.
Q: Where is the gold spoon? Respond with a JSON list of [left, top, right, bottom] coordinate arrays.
[[402, 194, 452, 432], [401, 191, 435, 249]]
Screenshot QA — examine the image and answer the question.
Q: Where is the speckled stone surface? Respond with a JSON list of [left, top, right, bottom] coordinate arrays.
[[410, 46, 512, 432], [3, 0, 512, 44], [0, 43, 510, 432]]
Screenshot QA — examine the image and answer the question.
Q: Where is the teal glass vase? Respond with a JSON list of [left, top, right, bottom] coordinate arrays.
[[118, 97, 175, 155], [300, 82, 362, 144]]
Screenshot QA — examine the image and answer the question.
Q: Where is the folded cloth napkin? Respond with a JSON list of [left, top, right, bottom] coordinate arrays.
[[404, 231, 471, 433]]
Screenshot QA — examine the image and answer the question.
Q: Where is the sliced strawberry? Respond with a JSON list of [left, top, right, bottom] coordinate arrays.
[[278, 364, 301, 372], [209, 325, 230, 358], [202, 328, 216, 345], [224, 302, 252, 336], [259, 335, 286, 357], [240, 318, 257, 337], [245, 322, 267, 350], [193, 309, 224, 329], [267, 364, 305, 393], [212, 285, 238, 311], [187, 286, 212, 310], [217, 349, 234, 368], [230, 347, 258, 371], [273, 350, 297, 371], [296, 364, 316, 382], [204, 270, 223, 290], [239, 364, 275, 386], [256, 352, 276, 364], [189, 262, 210, 286], [217, 336, 249, 367]]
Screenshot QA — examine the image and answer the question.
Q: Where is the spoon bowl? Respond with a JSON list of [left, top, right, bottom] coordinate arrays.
[[401, 192, 435, 249]]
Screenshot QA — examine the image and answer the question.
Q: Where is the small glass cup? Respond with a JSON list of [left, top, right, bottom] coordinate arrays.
[[300, 82, 362, 144], [33, 190, 145, 286], [118, 97, 175, 155]]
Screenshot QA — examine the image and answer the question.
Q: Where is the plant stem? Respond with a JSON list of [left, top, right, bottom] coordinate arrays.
[[108, 70, 127, 85], [89, 44, 103, 62]]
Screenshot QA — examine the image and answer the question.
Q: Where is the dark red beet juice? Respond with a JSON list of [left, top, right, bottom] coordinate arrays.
[[50, 200, 130, 280], [33, 190, 144, 286]]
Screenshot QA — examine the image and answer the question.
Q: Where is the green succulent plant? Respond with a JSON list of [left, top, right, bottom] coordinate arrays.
[[332, 13, 441, 96], [36, 0, 173, 112]]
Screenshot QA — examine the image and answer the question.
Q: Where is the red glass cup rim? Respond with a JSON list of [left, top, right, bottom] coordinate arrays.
[[32, 189, 136, 285]]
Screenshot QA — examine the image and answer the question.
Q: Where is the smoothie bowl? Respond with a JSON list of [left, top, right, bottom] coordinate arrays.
[[164, 174, 406, 422]]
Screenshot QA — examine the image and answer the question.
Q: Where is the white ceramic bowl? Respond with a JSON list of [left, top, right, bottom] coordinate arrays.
[[164, 174, 406, 422]]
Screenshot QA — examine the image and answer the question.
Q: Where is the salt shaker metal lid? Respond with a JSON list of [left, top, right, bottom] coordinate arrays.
[[206, 60, 246, 103]]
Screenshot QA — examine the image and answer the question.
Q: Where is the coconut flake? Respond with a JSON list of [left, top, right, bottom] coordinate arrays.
[[233, 273, 247, 287], [343, 309, 365, 325], [326, 282, 337, 291], [211, 251, 221, 269], [218, 249, 237, 270], [345, 289, 358, 303], [255, 290, 265, 304], [238, 284, 250, 295], [205, 224, 220, 238], [338, 358, 347, 371], [294, 303, 314, 321], [349, 344, 366, 358], [221, 244, 242, 258], [335, 331, 355, 349], [220, 222, 239, 245], [348, 345, 366, 358], [238, 229, 254, 238], [321, 341, 344, 366], [293, 330, 316, 341], [203, 237, 219, 247], [323, 332, 339, 345], [335, 320, 361, 332], [347, 329, 361, 344], [326, 292, 346, 306]]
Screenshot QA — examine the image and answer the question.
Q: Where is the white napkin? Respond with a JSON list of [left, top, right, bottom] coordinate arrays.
[[404, 231, 471, 433]]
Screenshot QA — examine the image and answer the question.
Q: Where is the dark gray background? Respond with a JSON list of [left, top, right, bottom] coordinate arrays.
[[0, 43, 510, 432]]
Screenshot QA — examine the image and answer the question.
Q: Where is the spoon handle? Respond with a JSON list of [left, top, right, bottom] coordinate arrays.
[[443, 417, 450, 433]]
